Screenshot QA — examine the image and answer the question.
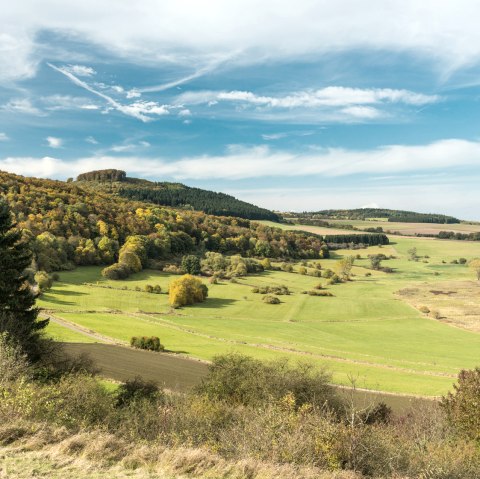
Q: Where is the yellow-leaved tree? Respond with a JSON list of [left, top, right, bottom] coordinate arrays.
[[169, 274, 208, 308]]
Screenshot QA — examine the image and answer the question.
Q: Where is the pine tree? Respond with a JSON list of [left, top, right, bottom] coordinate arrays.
[[0, 199, 48, 359]]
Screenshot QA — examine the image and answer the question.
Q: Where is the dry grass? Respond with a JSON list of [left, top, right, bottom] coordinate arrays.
[[396, 280, 480, 332], [0, 422, 359, 479]]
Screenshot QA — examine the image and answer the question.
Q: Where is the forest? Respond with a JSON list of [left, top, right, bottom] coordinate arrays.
[[289, 208, 460, 223], [75, 169, 280, 221], [0, 171, 327, 274]]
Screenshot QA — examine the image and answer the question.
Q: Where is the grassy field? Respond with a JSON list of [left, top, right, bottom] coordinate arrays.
[[41, 234, 480, 397]]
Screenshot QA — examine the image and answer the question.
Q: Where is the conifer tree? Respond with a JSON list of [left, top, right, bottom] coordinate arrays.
[[0, 199, 48, 359]]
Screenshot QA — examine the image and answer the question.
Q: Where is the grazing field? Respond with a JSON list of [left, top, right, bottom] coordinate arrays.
[[41, 234, 480, 397]]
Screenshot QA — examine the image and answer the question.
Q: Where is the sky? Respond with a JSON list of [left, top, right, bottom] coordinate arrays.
[[1, 1, 480, 219]]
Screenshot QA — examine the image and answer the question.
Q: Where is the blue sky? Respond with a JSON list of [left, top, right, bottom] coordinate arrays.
[[1, 1, 480, 219]]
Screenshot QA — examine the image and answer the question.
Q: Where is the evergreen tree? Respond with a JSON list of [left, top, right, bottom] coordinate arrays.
[[0, 199, 48, 359]]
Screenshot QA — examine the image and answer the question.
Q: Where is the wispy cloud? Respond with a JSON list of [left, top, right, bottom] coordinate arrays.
[[48, 63, 170, 122], [0, 133, 9, 141], [41, 95, 100, 111], [85, 136, 98, 144], [46, 136, 62, 148], [2, 98, 43, 115], [63, 64, 96, 77], [176, 87, 439, 123], [178, 87, 439, 108]]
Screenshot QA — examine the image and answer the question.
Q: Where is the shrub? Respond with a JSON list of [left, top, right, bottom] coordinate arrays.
[[430, 310, 441, 319], [298, 266, 307, 275], [322, 269, 334, 278], [281, 262, 294, 273], [307, 290, 333, 297], [116, 377, 161, 407], [196, 353, 338, 409], [326, 274, 341, 285], [130, 336, 164, 352], [144, 284, 153, 293], [314, 282, 323, 290], [260, 258, 271, 270], [441, 368, 480, 441], [252, 285, 290, 295], [101, 263, 130, 280], [459, 257, 467, 264], [163, 264, 183, 274], [419, 306, 430, 314], [263, 295, 280, 304], [308, 269, 321, 277], [152, 285, 162, 294], [34, 271, 53, 293], [169, 274, 208, 308]]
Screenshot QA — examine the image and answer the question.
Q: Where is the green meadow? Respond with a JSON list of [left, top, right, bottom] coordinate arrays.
[[41, 235, 480, 396]]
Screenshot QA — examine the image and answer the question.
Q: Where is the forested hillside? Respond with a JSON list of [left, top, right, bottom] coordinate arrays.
[[288, 208, 460, 223], [0, 171, 327, 273], [75, 169, 280, 221]]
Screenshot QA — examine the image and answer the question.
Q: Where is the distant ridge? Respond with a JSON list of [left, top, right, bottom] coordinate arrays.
[[291, 208, 460, 224], [76, 169, 280, 222]]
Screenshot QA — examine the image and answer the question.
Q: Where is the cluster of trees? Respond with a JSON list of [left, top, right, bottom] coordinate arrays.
[[119, 183, 280, 221], [296, 208, 460, 223], [324, 233, 389, 247], [76, 169, 127, 182], [201, 252, 264, 278], [0, 171, 329, 276], [130, 336, 164, 352], [437, 231, 480, 241]]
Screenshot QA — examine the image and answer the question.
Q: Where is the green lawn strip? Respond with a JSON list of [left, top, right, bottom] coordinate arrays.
[[44, 319, 97, 343]]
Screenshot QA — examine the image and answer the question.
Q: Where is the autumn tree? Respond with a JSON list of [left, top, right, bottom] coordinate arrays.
[[169, 274, 208, 308], [336, 255, 355, 280], [468, 258, 480, 281], [0, 199, 48, 360]]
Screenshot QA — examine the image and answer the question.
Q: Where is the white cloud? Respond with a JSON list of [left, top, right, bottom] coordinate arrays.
[[48, 63, 171, 121], [85, 136, 98, 144], [178, 108, 191, 117], [0, 133, 9, 141], [63, 64, 96, 77], [4, 2, 480, 82], [262, 133, 287, 141], [46, 136, 62, 148], [2, 98, 43, 115], [179, 87, 439, 109], [2, 137, 480, 182], [41, 94, 99, 111]]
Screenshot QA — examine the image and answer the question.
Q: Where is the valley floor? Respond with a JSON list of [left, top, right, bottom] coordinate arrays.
[[40, 235, 480, 396]]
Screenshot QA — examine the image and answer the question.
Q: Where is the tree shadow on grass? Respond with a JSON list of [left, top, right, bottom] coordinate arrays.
[[51, 289, 88, 296], [186, 297, 237, 310]]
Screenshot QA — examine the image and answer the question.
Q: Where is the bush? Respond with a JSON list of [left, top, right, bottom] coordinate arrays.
[[262, 295, 280, 304], [459, 257, 467, 264], [34, 271, 53, 293], [298, 266, 307, 275], [101, 263, 130, 280], [169, 274, 208, 308], [419, 305, 430, 314], [326, 274, 341, 285], [116, 377, 161, 407], [252, 285, 290, 295], [307, 290, 334, 297], [441, 368, 480, 442], [130, 336, 164, 352], [314, 282, 323, 290], [144, 284, 153, 293], [163, 264, 184, 274], [196, 353, 338, 409]]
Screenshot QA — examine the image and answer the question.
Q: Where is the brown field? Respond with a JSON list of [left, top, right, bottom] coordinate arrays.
[[327, 219, 480, 236], [396, 280, 480, 332], [62, 343, 431, 411]]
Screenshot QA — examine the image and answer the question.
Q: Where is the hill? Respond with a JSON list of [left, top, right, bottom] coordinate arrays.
[[76, 169, 280, 221], [288, 208, 460, 224], [0, 170, 327, 273]]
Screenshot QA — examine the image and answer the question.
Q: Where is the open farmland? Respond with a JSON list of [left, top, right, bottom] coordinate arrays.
[[327, 219, 480, 236], [41, 234, 480, 397]]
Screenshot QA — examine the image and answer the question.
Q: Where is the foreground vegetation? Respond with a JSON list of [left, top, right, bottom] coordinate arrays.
[[1, 340, 479, 479]]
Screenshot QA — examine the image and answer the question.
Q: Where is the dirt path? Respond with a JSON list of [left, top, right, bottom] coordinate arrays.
[[41, 313, 121, 345]]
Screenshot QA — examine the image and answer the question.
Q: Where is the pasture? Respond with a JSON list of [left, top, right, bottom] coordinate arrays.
[[41, 234, 480, 397]]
